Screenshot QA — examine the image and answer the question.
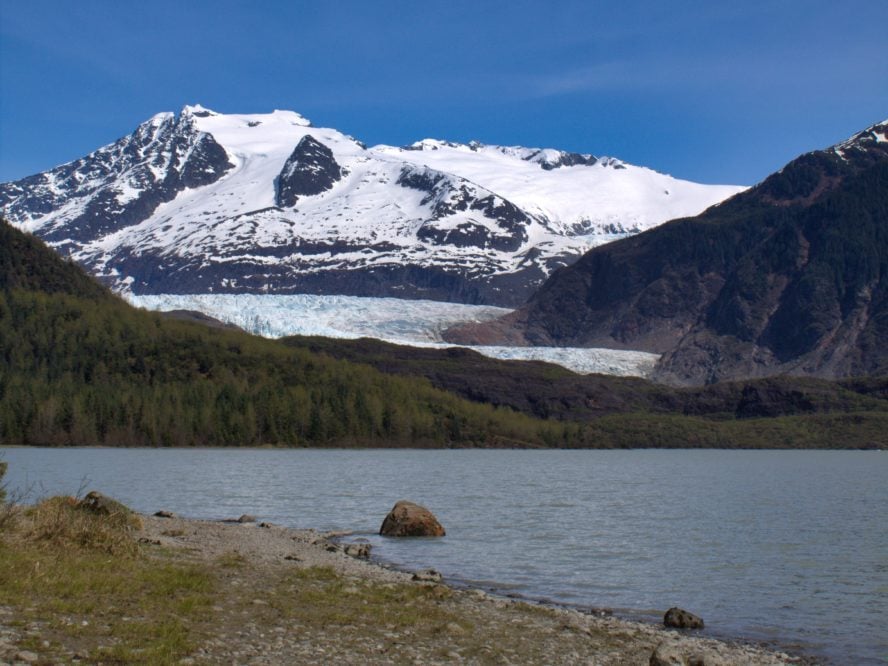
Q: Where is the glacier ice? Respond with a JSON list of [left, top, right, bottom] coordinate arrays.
[[126, 293, 660, 377]]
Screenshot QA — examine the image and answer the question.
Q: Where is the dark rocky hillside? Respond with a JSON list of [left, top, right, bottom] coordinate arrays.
[[446, 120, 888, 385], [287, 336, 888, 424]]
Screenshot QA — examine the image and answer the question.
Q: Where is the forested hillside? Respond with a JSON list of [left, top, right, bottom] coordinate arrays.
[[290, 336, 888, 423], [0, 220, 565, 447], [3, 220, 886, 449]]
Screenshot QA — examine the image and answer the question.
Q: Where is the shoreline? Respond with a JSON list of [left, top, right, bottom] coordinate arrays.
[[135, 512, 814, 665], [0, 506, 822, 665], [354, 539, 822, 665]]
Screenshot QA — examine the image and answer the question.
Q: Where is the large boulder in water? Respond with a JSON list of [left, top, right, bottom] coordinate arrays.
[[379, 500, 445, 537], [664, 606, 704, 629]]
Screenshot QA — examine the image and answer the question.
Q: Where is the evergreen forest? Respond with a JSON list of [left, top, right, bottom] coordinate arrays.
[[2, 219, 887, 449]]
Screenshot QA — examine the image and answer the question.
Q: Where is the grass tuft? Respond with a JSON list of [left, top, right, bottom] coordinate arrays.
[[24, 495, 140, 557], [0, 501, 216, 665]]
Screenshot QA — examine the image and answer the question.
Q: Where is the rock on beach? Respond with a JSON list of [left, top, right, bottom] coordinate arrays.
[[664, 607, 705, 630], [379, 500, 445, 537]]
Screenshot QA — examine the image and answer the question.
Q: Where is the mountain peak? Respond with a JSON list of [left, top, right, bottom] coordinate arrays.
[[0, 106, 743, 306], [146, 111, 175, 126], [178, 105, 313, 128], [831, 118, 888, 158], [181, 103, 218, 118]]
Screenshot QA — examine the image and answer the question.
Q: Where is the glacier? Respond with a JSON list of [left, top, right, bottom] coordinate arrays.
[[126, 293, 660, 377]]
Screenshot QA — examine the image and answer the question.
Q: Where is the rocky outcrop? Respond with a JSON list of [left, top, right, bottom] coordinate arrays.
[[664, 607, 704, 630], [276, 135, 343, 207], [398, 164, 531, 252], [343, 542, 372, 558], [379, 500, 445, 537], [649, 641, 686, 666]]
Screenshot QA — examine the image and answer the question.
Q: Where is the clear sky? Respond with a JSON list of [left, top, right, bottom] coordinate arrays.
[[1, 0, 886, 185]]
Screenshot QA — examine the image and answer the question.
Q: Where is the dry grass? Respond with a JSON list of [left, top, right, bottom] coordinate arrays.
[[0, 493, 214, 664], [23, 495, 141, 557]]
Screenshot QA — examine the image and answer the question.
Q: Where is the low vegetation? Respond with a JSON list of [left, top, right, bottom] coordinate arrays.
[[0, 491, 214, 663]]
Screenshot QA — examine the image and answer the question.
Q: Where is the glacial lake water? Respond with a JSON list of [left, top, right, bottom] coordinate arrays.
[[2, 448, 886, 664]]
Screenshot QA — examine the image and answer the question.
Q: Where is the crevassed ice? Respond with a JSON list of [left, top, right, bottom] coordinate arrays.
[[126, 293, 660, 377]]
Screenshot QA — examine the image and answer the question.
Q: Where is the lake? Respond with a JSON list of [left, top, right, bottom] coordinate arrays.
[[2, 448, 885, 664]]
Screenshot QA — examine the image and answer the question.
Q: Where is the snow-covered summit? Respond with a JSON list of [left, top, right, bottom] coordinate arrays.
[[0, 106, 746, 305], [832, 118, 888, 159]]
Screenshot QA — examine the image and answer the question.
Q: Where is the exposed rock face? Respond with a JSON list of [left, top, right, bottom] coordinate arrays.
[[446, 119, 888, 384], [0, 108, 233, 249], [664, 607, 704, 630], [398, 164, 531, 252], [276, 135, 344, 207], [379, 500, 445, 537], [530, 150, 598, 171]]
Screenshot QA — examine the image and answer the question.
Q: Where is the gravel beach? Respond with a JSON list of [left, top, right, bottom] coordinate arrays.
[[126, 515, 810, 664], [0, 508, 817, 665]]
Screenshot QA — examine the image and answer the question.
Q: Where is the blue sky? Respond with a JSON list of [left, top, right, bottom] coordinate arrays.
[[1, 0, 886, 185]]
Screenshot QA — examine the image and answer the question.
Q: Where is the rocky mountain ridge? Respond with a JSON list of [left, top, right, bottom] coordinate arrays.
[[445, 119, 888, 384], [0, 105, 742, 306]]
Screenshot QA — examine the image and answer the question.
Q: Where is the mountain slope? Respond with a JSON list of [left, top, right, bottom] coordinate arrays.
[[0, 218, 110, 299], [446, 119, 888, 384], [0, 106, 743, 306], [0, 219, 572, 448], [3, 219, 885, 449], [289, 336, 888, 424]]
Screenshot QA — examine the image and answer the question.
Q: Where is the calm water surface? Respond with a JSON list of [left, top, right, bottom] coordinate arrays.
[[2, 448, 886, 664]]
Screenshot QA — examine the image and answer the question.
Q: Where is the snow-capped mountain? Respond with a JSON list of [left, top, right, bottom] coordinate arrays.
[[1, 105, 745, 305]]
